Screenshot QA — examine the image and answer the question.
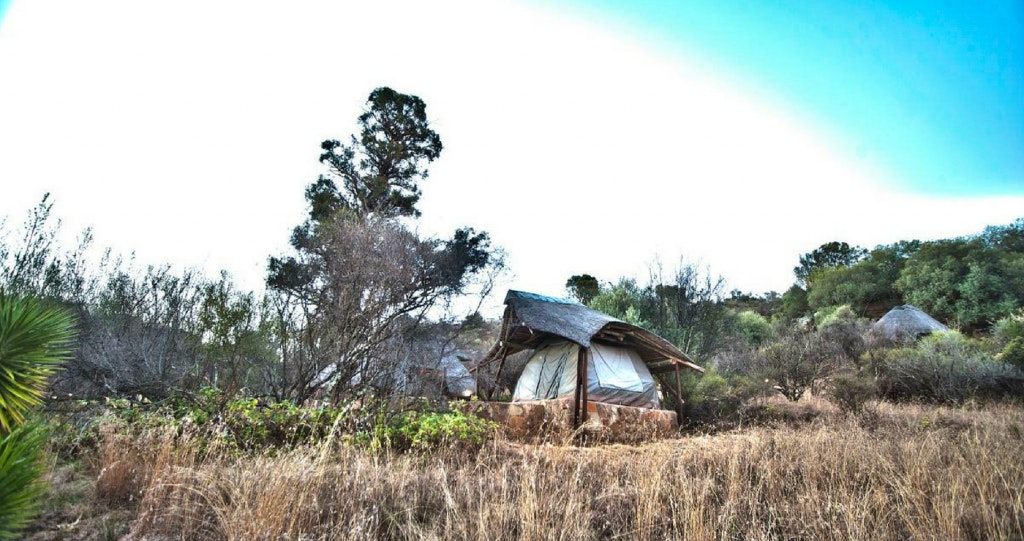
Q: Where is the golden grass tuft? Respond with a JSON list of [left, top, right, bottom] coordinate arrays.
[[78, 400, 1024, 540]]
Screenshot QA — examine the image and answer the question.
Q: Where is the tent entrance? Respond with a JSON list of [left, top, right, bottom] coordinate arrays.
[[513, 340, 659, 409]]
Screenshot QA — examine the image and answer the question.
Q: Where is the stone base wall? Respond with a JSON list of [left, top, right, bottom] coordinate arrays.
[[458, 398, 678, 443]]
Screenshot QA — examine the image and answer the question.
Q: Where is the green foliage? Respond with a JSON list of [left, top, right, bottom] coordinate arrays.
[[89, 389, 497, 456], [734, 310, 772, 346], [993, 310, 1024, 343], [999, 337, 1024, 369], [0, 295, 75, 432], [0, 295, 73, 540], [565, 274, 601, 305], [756, 327, 837, 402], [814, 304, 857, 328], [316, 87, 442, 219], [0, 423, 49, 540], [875, 331, 1023, 403], [803, 241, 921, 318], [133, 392, 346, 453], [723, 290, 781, 318], [895, 238, 1024, 331], [591, 263, 728, 363], [777, 285, 810, 321], [376, 409, 497, 452], [673, 367, 760, 424], [794, 241, 867, 286]]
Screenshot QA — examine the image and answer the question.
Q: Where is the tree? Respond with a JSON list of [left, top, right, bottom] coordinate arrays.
[[266, 88, 501, 401], [755, 326, 837, 402], [794, 241, 867, 286], [805, 241, 918, 317], [895, 238, 1024, 331], [778, 284, 810, 321], [311, 87, 442, 220], [590, 260, 728, 363], [565, 274, 600, 305]]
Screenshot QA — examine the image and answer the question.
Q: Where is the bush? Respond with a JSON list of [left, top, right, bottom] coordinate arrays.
[[376, 409, 497, 452], [670, 367, 763, 427], [734, 310, 772, 346], [999, 337, 1024, 370], [876, 332, 1024, 403], [827, 372, 877, 414], [756, 328, 838, 402], [993, 310, 1024, 344]]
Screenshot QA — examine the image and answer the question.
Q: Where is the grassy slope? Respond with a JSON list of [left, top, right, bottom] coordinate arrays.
[[27, 397, 1024, 540]]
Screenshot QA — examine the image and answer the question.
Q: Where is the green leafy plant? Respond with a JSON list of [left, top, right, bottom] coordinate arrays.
[[0, 424, 49, 538], [377, 410, 497, 452], [0, 294, 75, 540], [0, 295, 75, 432]]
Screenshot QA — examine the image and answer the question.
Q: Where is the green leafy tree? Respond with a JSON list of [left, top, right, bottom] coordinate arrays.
[[979, 218, 1024, 253], [895, 238, 1023, 331], [311, 87, 442, 220], [778, 284, 810, 321], [794, 241, 867, 286], [805, 241, 918, 317], [734, 310, 772, 346], [565, 274, 601, 305]]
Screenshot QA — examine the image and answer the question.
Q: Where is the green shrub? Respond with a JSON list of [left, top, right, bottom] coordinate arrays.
[[993, 310, 1024, 343], [815, 304, 856, 328], [674, 367, 762, 426], [377, 409, 497, 452], [876, 331, 1024, 403], [999, 337, 1024, 370], [735, 310, 772, 346], [827, 372, 877, 414]]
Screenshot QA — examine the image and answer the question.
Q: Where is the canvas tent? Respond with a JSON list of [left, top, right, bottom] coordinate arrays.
[[871, 304, 949, 342], [514, 340, 661, 408], [480, 290, 703, 426]]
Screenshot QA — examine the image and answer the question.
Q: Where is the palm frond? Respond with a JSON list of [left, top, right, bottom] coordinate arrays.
[[0, 423, 49, 540], [0, 295, 75, 433]]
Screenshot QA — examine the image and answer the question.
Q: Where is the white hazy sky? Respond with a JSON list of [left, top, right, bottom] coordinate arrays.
[[1, 0, 1021, 313]]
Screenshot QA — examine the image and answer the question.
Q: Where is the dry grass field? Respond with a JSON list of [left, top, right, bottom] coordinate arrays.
[[27, 397, 1024, 541]]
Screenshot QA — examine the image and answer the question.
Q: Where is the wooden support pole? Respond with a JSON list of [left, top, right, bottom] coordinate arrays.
[[674, 363, 684, 422], [572, 346, 583, 428], [573, 345, 590, 429], [580, 347, 589, 425]]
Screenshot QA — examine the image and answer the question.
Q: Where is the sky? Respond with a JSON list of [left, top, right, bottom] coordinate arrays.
[[0, 0, 1021, 315]]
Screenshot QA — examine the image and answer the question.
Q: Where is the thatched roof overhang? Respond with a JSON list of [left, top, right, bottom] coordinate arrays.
[[481, 290, 703, 374]]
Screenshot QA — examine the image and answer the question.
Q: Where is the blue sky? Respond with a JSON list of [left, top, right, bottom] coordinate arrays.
[[568, 0, 1024, 195], [0, 0, 1022, 304]]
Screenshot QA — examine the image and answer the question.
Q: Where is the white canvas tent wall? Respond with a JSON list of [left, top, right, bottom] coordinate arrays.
[[514, 340, 660, 409]]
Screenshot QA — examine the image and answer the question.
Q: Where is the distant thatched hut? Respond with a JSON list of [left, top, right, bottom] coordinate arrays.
[[871, 304, 949, 342]]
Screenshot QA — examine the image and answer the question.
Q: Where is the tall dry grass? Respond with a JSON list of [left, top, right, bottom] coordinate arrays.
[[94, 400, 1023, 540]]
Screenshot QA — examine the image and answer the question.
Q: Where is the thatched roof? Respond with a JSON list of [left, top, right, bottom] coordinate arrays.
[[871, 304, 949, 342], [481, 290, 703, 374]]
